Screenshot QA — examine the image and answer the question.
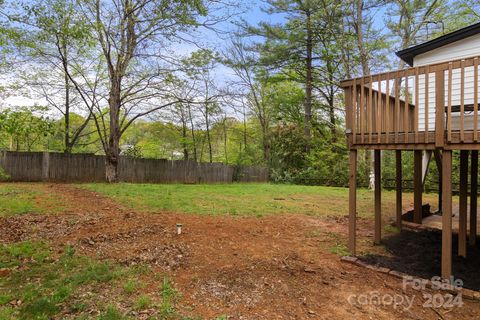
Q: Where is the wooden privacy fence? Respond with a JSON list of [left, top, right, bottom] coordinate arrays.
[[0, 151, 269, 183]]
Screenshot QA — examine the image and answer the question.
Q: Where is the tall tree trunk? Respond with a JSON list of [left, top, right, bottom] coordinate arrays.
[[304, 9, 313, 148], [262, 126, 270, 165], [355, 0, 370, 77], [354, 0, 373, 186], [223, 115, 228, 163], [327, 70, 336, 141], [62, 39, 71, 153], [105, 77, 121, 183], [328, 98, 336, 142], [243, 105, 248, 150], [205, 104, 212, 163], [187, 103, 197, 162], [182, 120, 189, 160]]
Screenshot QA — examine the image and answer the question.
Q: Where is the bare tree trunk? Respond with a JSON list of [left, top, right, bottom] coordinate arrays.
[[355, 0, 370, 77], [187, 103, 197, 162], [304, 9, 313, 148], [178, 104, 189, 160], [63, 39, 72, 153], [242, 104, 248, 150], [182, 121, 189, 160], [105, 77, 121, 183], [223, 115, 228, 163], [353, 0, 374, 186], [262, 126, 270, 165], [205, 104, 213, 163]]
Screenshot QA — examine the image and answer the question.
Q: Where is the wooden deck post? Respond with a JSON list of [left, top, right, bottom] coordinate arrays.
[[414, 150, 423, 224], [349, 150, 357, 255], [434, 150, 443, 213], [396, 150, 402, 230], [459, 150, 469, 258], [374, 150, 381, 244], [470, 150, 478, 246], [442, 150, 453, 279]]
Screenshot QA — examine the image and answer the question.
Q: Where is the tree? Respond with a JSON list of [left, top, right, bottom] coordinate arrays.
[[386, 0, 448, 68], [249, 0, 343, 145], [183, 49, 222, 163], [60, 0, 211, 182], [341, 0, 389, 185], [0, 106, 55, 151], [4, 0, 96, 153], [223, 39, 274, 163]]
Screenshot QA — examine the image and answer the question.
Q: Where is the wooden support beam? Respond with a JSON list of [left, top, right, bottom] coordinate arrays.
[[374, 150, 381, 244], [459, 150, 469, 258], [396, 150, 402, 230], [434, 150, 443, 212], [442, 150, 453, 279], [349, 150, 357, 255], [414, 150, 423, 224], [470, 150, 478, 247]]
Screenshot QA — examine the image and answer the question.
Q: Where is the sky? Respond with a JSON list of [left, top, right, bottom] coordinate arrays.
[[1, 0, 446, 114], [4, 0, 282, 109]]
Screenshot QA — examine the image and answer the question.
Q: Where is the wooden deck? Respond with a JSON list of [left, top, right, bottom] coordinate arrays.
[[422, 205, 480, 235], [342, 55, 480, 150], [343, 56, 480, 280]]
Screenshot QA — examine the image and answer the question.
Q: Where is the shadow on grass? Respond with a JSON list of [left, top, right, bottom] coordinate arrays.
[[359, 228, 480, 291]]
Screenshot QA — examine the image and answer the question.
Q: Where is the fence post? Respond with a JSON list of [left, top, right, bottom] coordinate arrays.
[[42, 152, 50, 182]]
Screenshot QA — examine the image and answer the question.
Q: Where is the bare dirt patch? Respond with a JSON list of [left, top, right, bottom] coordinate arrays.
[[0, 183, 479, 319]]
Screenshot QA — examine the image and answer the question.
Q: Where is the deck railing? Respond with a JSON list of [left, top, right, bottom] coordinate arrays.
[[341, 56, 480, 148]]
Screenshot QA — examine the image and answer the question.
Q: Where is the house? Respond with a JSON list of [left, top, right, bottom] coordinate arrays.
[[340, 22, 480, 280]]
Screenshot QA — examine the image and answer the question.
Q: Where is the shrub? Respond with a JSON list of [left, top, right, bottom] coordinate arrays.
[[0, 166, 10, 182]]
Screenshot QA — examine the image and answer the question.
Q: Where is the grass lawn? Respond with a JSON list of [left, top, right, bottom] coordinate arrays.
[[0, 241, 189, 320], [83, 183, 441, 219], [0, 184, 64, 217]]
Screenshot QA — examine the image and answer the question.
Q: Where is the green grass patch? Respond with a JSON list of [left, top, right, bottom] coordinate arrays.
[[0, 186, 38, 216], [134, 294, 151, 310], [0, 184, 64, 216], [82, 183, 440, 219], [384, 224, 401, 234], [0, 241, 198, 319], [98, 305, 127, 320], [0, 242, 126, 319], [158, 277, 179, 317]]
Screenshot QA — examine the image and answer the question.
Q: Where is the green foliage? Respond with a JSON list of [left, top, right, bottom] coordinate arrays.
[[0, 166, 9, 181], [123, 145, 143, 158], [269, 124, 309, 182], [0, 106, 55, 152]]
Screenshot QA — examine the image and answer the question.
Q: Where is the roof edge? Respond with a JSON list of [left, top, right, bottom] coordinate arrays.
[[396, 22, 480, 67]]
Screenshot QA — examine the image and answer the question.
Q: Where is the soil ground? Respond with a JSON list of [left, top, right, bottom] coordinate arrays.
[[1, 183, 479, 319]]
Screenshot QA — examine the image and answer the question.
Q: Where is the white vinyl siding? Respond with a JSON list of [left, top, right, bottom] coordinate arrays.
[[412, 34, 480, 131], [416, 72, 436, 131], [414, 33, 480, 67]]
